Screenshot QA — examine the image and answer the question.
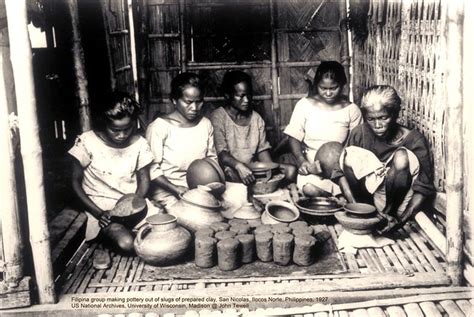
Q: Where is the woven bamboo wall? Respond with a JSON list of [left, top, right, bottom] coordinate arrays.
[[351, 0, 446, 193]]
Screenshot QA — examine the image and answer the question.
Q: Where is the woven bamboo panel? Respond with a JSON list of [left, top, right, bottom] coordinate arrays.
[[102, 0, 134, 94], [351, 0, 446, 193], [276, 0, 342, 127]]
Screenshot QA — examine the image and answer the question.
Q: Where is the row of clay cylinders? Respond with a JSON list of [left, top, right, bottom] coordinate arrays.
[[194, 221, 256, 271], [255, 223, 317, 266]]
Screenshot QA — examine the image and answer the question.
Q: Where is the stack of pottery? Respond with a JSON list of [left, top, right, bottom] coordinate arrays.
[[335, 203, 381, 235], [134, 214, 192, 266], [247, 162, 285, 195], [168, 185, 224, 232]]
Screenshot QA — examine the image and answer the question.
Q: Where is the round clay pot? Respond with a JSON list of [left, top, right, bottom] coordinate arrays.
[[186, 158, 225, 189], [343, 203, 377, 217], [261, 200, 300, 225], [134, 214, 192, 266], [167, 186, 224, 232]]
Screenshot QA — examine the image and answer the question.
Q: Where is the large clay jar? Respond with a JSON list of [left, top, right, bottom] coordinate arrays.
[[168, 186, 224, 232], [134, 213, 192, 266]]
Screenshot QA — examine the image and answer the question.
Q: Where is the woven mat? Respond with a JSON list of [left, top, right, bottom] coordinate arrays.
[[140, 230, 345, 281]]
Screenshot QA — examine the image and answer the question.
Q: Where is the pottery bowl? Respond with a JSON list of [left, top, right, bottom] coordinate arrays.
[[262, 200, 300, 224], [249, 173, 285, 195], [296, 197, 343, 217], [334, 211, 381, 235], [343, 203, 377, 217]]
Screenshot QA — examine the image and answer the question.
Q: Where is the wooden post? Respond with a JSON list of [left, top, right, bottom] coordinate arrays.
[[4, 0, 57, 303], [269, 0, 280, 139], [0, 27, 24, 285], [179, 0, 187, 72], [100, 0, 117, 91], [134, 0, 149, 108], [444, 0, 464, 286], [339, 0, 350, 96], [67, 0, 91, 132], [127, 0, 139, 101]]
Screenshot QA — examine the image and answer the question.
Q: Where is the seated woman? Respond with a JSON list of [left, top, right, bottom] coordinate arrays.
[[209, 70, 296, 186], [283, 61, 362, 197], [146, 73, 217, 208], [315, 85, 436, 234]]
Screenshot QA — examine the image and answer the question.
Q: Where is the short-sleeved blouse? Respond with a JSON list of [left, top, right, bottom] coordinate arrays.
[[283, 97, 362, 162], [210, 107, 271, 164], [146, 116, 217, 188]]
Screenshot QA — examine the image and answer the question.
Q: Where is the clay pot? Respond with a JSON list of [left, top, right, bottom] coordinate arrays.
[[261, 200, 300, 225], [168, 186, 224, 232], [186, 158, 225, 189], [134, 214, 192, 266]]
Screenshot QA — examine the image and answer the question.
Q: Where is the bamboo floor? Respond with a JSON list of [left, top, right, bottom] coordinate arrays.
[[56, 220, 449, 295]]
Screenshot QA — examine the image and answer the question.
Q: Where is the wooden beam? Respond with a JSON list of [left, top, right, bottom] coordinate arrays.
[[270, 0, 280, 139], [0, 24, 24, 285], [444, 0, 464, 286], [339, 0, 350, 96], [127, 0, 139, 101], [67, 0, 91, 132], [415, 211, 446, 255], [4, 0, 56, 304], [179, 0, 187, 72]]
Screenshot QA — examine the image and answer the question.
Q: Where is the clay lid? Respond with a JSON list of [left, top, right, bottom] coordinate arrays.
[[233, 203, 261, 220], [181, 185, 221, 209]]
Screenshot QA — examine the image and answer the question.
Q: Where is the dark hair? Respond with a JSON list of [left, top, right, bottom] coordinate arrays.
[[313, 61, 347, 89], [170, 72, 204, 101], [222, 70, 253, 97], [93, 91, 141, 129], [360, 85, 401, 118]]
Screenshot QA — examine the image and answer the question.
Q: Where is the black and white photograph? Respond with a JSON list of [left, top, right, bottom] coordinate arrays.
[[0, 0, 472, 316]]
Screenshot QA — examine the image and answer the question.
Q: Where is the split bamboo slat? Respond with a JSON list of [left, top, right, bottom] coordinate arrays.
[[55, 221, 449, 295], [4, 0, 56, 304]]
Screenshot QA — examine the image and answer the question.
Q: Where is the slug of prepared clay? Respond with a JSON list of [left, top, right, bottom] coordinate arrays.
[[247, 219, 262, 229], [229, 223, 250, 235], [292, 226, 314, 237], [293, 234, 317, 266], [229, 219, 248, 226], [273, 233, 294, 266], [195, 236, 217, 268], [236, 234, 255, 264], [271, 223, 289, 230], [217, 238, 240, 271], [254, 224, 272, 235], [255, 231, 273, 262], [271, 226, 292, 235], [215, 230, 237, 241], [289, 221, 309, 230], [195, 228, 215, 238], [210, 222, 230, 232]]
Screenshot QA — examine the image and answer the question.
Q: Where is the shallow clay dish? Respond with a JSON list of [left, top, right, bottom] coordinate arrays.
[[296, 197, 343, 217], [180, 185, 221, 209]]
